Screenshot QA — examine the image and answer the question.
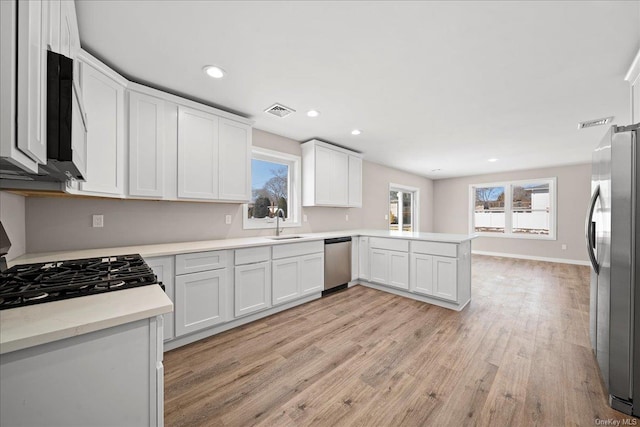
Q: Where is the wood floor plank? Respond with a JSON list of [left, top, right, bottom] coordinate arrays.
[[164, 255, 633, 426]]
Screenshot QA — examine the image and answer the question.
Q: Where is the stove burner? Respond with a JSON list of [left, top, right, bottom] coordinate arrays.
[[0, 254, 158, 310]]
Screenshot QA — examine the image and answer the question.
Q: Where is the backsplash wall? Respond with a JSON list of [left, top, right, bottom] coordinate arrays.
[[24, 129, 434, 253]]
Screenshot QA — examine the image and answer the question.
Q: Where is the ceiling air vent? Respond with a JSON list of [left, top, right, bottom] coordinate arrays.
[[264, 103, 295, 118], [578, 116, 614, 129]]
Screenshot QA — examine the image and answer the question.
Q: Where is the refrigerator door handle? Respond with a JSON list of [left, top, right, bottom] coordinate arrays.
[[585, 184, 600, 274]]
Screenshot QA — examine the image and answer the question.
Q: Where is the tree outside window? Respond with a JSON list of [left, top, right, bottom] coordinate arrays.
[[248, 159, 289, 220]]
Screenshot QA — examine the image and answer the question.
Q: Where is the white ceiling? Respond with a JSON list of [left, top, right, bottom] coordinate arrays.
[[75, 1, 640, 179]]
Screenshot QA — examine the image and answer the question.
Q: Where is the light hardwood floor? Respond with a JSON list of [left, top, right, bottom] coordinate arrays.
[[164, 255, 631, 426]]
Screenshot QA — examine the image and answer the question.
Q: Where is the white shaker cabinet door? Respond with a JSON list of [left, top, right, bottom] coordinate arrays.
[[433, 256, 458, 302], [177, 106, 219, 200], [369, 249, 389, 286], [358, 237, 369, 280], [175, 269, 227, 336], [300, 253, 324, 295], [313, 145, 335, 205], [388, 251, 409, 290], [218, 118, 251, 201], [348, 155, 363, 208], [410, 253, 434, 296], [234, 261, 271, 317], [272, 257, 300, 306], [129, 91, 165, 198], [78, 61, 125, 195], [16, 0, 48, 164]]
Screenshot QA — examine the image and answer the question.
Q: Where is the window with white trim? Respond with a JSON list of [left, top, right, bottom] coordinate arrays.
[[243, 148, 301, 229], [389, 184, 420, 232], [469, 178, 556, 239]]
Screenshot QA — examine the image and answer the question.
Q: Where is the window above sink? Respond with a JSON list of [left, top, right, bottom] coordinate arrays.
[[242, 147, 302, 230]]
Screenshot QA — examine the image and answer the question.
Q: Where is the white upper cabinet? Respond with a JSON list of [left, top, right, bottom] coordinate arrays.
[[16, 0, 48, 165], [76, 53, 126, 196], [302, 139, 363, 207], [348, 155, 363, 207], [177, 106, 219, 200], [218, 118, 251, 201], [0, 1, 38, 173], [129, 91, 165, 198], [59, 1, 80, 59], [49, 0, 80, 60], [315, 145, 348, 205], [177, 106, 252, 202]]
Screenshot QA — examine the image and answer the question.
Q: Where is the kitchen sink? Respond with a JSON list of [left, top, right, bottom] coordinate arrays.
[[267, 235, 305, 240]]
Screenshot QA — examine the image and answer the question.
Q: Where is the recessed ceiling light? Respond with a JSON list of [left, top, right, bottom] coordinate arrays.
[[351, 129, 362, 135], [203, 65, 225, 79], [307, 110, 320, 118], [488, 158, 498, 162]]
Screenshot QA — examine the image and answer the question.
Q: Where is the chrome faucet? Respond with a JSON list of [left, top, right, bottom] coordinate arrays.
[[275, 208, 285, 236]]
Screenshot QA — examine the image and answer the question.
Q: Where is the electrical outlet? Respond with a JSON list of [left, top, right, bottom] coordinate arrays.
[[303, 214, 308, 222], [384, 214, 388, 220], [225, 214, 232, 225], [345, 214, 349, 221], [561, 244, 567, 250], [92, 215, 104, 228]]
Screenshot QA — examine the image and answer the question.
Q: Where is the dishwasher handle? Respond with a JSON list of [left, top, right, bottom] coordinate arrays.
[[325, 237, 352, 244]]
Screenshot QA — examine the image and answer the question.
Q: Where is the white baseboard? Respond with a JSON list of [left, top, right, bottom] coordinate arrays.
[[472, 250, 590, 266]]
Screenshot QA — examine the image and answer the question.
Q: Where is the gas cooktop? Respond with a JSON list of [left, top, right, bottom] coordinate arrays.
[[0, 254, 158, 310]]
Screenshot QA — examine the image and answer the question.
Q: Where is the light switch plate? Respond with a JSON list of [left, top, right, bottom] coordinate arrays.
[[225, 215, 232, 225], [345, 214, 349, 221], [303, 214, 308, 222], [92, 215, 104, 228], [384, 214, 388, 220]]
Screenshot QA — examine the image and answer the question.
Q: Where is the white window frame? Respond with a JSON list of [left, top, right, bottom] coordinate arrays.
[[468, 177, 557, 240], [389, 183, 420, 232], [243, 147, 302, 230]]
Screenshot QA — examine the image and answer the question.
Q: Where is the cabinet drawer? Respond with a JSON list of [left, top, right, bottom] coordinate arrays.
[[176, 250, 228, 275], [272, 240, 324, 260], [411, 241, 457, 258], [235, 246, 270, 265], [369, 238, 408, 252]]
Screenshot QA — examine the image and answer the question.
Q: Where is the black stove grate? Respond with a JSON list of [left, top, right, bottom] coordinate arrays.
[[0, 254, 159, 310]]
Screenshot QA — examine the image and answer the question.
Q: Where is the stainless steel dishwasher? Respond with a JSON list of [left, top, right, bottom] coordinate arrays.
[[324, 237, 352, 294]]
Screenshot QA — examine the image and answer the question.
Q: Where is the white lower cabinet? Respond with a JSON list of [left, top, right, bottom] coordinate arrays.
[[369, 249, 389, 285], [272, 258, 300, 305], [272, 252, 324, 306], [235, 261, 271, 317], [0, 316, 163, 427], [409, 253, 433, 296], [389, 251, 409, 290], [175, 269, 227, 336], [300, 253, 324, 295], [433, 256, 457, 301], [145, 256, 175, 342], [369, 248, 409, 290], [358, 237, 369, 280], [409, 254, 457, 302]]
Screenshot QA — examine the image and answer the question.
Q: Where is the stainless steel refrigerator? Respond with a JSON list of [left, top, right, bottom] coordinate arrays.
[[586, 122, 640, 416]]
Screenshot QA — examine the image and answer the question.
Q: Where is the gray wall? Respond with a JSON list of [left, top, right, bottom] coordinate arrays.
[[0, 191, 26, 260], [23, 129, 434, 253], [432, 163, 591, 263]]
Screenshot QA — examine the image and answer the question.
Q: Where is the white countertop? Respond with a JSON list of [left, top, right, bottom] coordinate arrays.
[[0, 285, 173, 355], [0, 229, 473, 355], [9, 229, 476, 267]]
